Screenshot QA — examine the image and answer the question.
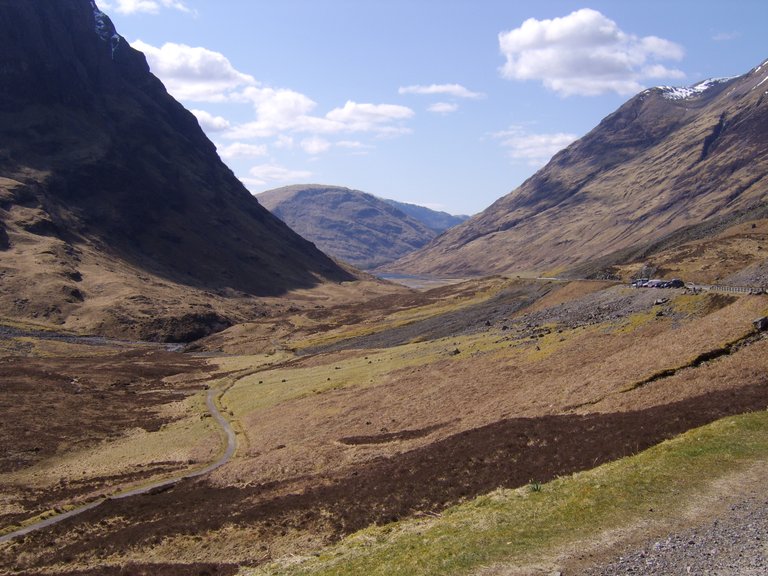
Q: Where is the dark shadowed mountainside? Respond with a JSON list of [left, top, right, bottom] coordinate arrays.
[[387, 60, 768, 277], [258, 184, 441, 269], [0, 0, 356, 340]]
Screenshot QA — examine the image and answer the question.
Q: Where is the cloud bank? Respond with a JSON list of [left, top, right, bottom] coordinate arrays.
[[499, 8, 685, 96]]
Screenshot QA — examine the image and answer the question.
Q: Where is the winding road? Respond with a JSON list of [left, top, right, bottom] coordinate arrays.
[[0, 387, 236, 544]]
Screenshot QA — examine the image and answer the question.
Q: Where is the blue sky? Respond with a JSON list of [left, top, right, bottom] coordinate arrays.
[[98, 0, 766, 215]]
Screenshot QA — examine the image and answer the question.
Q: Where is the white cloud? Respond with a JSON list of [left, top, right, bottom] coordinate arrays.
[[227, 98, 413, 140], [300, 136, 332, 155], [427, 102, 459, 114], [274, 135, 295, 149], [237, 87, 318, 123], [217, 142, 268, 159], [134, 42, 414, 155], [712, 31, 740, 42], [99, 0, 191, 15], [399, 84, 485, 99], [191, 109, 230, 131], [498, 8, 685, 96], [226, 87, 328, 138], [325, 101, 414, 135], [493, 126, 578, 166], [132, 40, 256, 101], [243, 164, 313, 187]]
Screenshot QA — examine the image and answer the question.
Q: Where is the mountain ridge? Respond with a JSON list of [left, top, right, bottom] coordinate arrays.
[[0, 0, 357, 340], [382, 198, 469, 233], [258, 184, 458, 269], [386, 59, 768, 277]]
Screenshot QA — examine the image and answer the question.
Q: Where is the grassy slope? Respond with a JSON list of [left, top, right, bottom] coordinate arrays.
[[247, 410, 768, 576], [204, 284, 765, 574], [613, 218, 768, 284]]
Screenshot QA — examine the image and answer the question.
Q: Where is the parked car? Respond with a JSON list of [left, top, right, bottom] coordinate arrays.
[[631, 277, 684, 289]]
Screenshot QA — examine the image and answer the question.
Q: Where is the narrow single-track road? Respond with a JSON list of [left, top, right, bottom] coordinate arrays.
[[0, 387, 236, 544]]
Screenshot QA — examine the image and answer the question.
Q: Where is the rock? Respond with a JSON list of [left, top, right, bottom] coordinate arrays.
[[0, 223, 9, 250]]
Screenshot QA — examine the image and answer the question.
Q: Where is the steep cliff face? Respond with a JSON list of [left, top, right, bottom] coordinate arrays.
[[0, 0, 354, 339], [388, 60, 768, 277]]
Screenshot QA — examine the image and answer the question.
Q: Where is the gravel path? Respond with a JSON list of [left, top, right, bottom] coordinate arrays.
[[583, 494, 767, 575]]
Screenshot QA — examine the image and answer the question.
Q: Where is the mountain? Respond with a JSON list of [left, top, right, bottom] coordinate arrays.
[[258, 184, 440, 269], [0, 0, 355, 340], [387, 59, 768, 277], [382, 199, 470, 234]]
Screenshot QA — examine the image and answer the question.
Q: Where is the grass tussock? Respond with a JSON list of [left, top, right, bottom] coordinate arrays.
[[246, 410, 768, 576]]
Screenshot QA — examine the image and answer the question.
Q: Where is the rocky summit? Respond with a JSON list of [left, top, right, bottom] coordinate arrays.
[[0, 0, 354, 340], [389, 59, 768, 277]]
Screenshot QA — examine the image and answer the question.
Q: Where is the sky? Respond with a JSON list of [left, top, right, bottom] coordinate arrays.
[[97, 0, 767, 216]]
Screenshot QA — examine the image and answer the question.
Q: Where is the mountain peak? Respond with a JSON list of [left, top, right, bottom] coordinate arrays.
[[387, 58, 768, 278], [0, 0, 355, 340], [90, 0, 121, 55], [649, 77, 735, 101], [258, 184, 441, 270]]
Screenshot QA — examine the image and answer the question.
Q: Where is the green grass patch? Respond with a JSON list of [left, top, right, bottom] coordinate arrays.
[[224, 339, 456, 417], [246, 410, 768, 576], [615, 308, 658, 335], [223, 327, 533, 418]]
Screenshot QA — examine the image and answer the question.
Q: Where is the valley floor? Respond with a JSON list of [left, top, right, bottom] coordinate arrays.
[[0, 277, 766, 575]]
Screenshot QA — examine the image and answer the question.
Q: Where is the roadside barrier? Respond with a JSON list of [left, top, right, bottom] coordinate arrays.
[[710, 285, 767, 295]]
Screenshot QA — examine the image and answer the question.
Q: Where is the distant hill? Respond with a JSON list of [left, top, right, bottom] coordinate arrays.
[[0, 0, 355, 340], [387, 59, 768, 277], [258, 185, 444, 269], [382, 199, 469, 234]]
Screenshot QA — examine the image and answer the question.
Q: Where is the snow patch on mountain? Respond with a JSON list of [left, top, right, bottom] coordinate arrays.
[[90, 1, 120, 57], [656, 78, 734, 101]]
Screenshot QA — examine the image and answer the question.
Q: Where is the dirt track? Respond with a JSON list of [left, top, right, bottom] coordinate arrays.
[[0, 385, 237, 545], [0, 347, 212, 537]]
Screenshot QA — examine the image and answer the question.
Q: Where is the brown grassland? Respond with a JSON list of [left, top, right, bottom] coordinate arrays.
[[0, 268, 766, 575]]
